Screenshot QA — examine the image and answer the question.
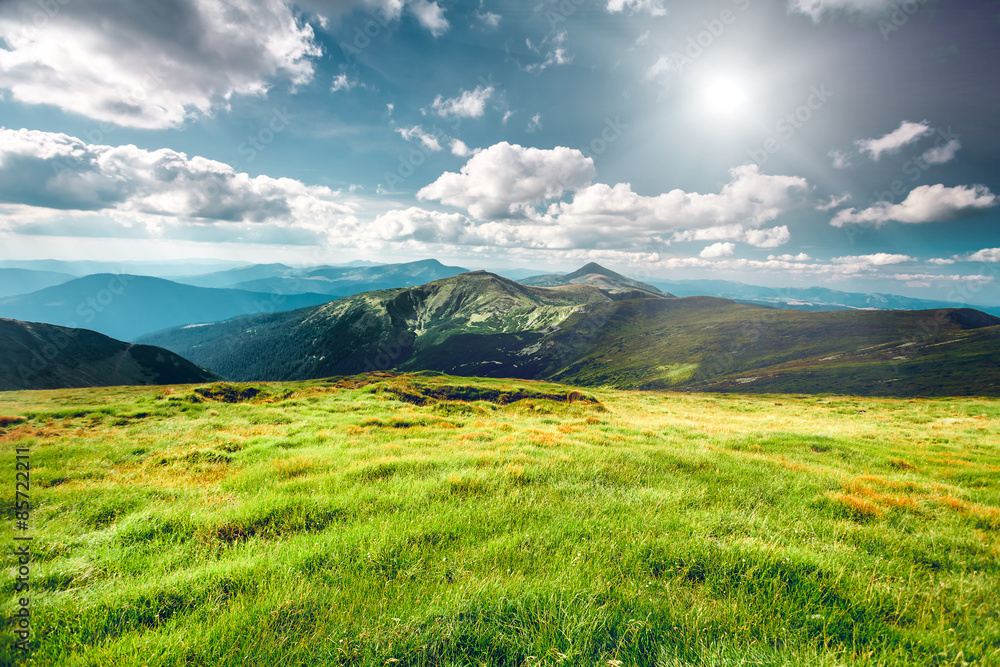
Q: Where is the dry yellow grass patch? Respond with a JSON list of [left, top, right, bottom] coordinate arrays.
[[273, 456, 315, 478]]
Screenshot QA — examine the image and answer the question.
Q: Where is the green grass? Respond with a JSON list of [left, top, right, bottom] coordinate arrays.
[[2, 374, 999, 666]]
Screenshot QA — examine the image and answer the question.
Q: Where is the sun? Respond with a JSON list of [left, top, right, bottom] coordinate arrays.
[[700, 74, 750, 118]]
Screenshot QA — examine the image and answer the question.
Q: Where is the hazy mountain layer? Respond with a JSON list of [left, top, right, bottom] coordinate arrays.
[[0, 274, 334, 341]]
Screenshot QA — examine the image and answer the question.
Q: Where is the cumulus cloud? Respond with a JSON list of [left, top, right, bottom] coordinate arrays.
[[831, 184, 997, 227], [409, 0, 449, 37], [966, 248, 1000, 263], [0, 0, 321, 129], [674, 224, 792, 248], [450, 139, 473, 157], [769, 253, 812, 261], [789, 0, 897, 22], [607, 0, 668, 16], [417, 142, 596, 219], [744, 226, 791, 248], [396, 126, 443, 152], [549, 164, 809, 232], [856, 121, 933, 161], [816, 193, 852, 211], [832, 253, 916, 266], [0, 128, 354, 230], [920, 139, 961, 166], [700, 242, 736, 259], [927, 257, 956, 265], [431, 85, 494, 119]]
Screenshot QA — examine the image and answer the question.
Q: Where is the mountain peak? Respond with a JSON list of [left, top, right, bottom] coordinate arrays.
[[564, 262, 619, 281]]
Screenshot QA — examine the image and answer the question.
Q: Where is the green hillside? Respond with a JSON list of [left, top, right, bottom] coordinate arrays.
[[1, 374, 998, 665], [0, 318, 220, 391]]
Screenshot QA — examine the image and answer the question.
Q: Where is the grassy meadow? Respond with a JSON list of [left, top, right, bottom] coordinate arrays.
[[1, 373, 999, 666]]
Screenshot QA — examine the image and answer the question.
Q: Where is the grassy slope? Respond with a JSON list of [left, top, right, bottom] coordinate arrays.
[[546, 299, 1000, 395], [1, 375, 998, 666]]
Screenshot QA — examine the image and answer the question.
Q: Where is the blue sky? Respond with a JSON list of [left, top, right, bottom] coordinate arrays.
[[0, 0, 998, 303]]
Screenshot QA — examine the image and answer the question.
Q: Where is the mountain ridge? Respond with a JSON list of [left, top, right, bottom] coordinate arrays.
[[139, 267, 1000, 396], [0, 318, 219, 391]]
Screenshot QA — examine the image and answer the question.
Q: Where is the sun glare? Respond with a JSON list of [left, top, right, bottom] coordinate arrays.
[[700, 75, 750, 118]]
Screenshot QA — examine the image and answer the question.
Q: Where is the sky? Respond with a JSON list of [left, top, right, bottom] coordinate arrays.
[[0, 0, 998, 303]]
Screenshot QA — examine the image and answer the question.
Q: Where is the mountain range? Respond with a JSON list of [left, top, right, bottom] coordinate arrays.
[[0, 318, 218, 391], [0, 274, 334, 341], [175, 258, 468, 296], [139, 265, 1000, 397]]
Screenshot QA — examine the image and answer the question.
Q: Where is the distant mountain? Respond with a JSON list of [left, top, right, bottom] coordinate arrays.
[[140, 267, 1000, 396], [0, 275, 333, 341], [0, 268, 75, 299], [177, 259, 469, 297], [649, 278, 1000, 317], [521, 262, 672, 298], [0, 258, 247, 278], [0, 318, 219, 391]]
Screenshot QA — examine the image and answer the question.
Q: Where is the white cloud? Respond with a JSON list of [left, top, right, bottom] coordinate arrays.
[[829, 150, 853, 169], [0, 128, 355, 232], [700, 242, 736, 258], [644, 55, 683, 81], [856, 121, 933, 161], [831, 184, 997, 227], [475, 9, 501, 28], [550, 165, 809, 232], [966, 248, 1000, 263], [816, 192, 852, 211], [920, 139, 961, 166], [331, 72, 367, 92], [431, 85, 494, 119], [409, 0, 449, 37], [769, 253, 812, 261], [0, 0, 321, 130], [525, 31, 573, 73], [789, 0, 897, 22], [674, 224, 792, 248], [744, 226, 791, 248], [927, 257, 956, 265], [607, 0, 668, 16], [526, 113, 543, 133], [417, 142, 596, 219], [449, 139, 472, 157], [832, 253, 916, 266], [396, 126, 443, 152]]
